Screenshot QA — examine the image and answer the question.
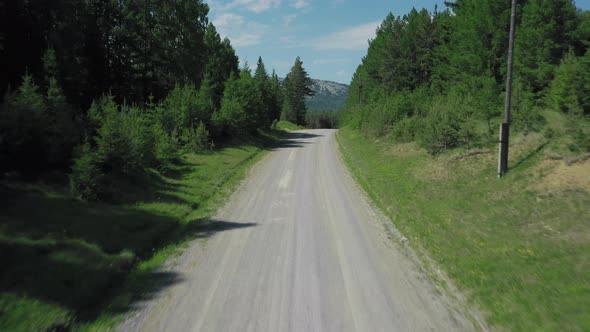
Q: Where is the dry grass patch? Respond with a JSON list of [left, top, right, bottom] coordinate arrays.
[[531, 158, 590, 193], [383, 141, 423, 158], [412, 148, 495, 183]]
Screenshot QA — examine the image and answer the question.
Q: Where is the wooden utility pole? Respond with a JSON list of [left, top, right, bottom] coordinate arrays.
[[498, 0, 517, 177]]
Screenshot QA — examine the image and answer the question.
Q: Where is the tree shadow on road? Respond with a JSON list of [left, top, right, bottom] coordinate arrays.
[[271, 131, 324, 150]]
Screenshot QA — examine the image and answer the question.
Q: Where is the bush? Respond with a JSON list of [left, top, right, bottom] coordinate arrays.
[[512, 100, 545, 135], [154, 125, 179, 167], [0, 75, 48, 174], [217, 98, 245, 134], [569, 128, 590, 153], [418, 101, 465, 155], [305, 110, 339, 129], [70, 97, 156, 200], [548, 50, 590, 115], [391, 116, 419, 143], [157, 85, 198, 136], [361, 102, 394, 138], [185, 121, 210, 152], [93, 100, 153, 176], [70, 142, 104, 200], [45, 77, 79, 167]]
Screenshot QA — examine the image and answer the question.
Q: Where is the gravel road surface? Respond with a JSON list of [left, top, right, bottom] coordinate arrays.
[[120, 129, 476, 332]]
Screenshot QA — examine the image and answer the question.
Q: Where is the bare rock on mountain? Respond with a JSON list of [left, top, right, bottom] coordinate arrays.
[[306, 79, 350, 110]]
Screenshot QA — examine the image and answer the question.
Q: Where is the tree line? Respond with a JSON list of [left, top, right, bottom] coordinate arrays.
[[0, 0, 314, 200], [342, 0, 590, 155]]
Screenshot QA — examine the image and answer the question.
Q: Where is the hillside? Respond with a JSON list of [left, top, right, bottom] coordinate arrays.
[[337, 115, 590, 331], [306, 79, 350, 110]]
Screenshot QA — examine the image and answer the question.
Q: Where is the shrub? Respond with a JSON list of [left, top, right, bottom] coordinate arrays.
[[569, 128, 590, 153], [158, 85, 198, 135], [217, 69, 262, 135], [391, 116, 419, 143], [70, 97, 156, 200], [185, 121, 210, 152], [217, 98, 244, 134], [361, 102, 394, 138], [154, 83, 215, 144], [70, 142, 104, 200], [154, 125, 179, 167], [305, 110, 339, 129], [418, 102, 465, 155], [512, 97, 545, 135], [548, 50, 590, 115], [45, 77, 79, 167], [0, 75, 47, 174]]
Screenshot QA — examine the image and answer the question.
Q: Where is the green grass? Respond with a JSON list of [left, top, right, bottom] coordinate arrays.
[[0, 130, 283, 331], [275, 120, 303, 132], [337, 118, 590, 331]]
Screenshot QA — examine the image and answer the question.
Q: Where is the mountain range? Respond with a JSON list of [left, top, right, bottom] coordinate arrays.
[[306, 79, 350, 110]]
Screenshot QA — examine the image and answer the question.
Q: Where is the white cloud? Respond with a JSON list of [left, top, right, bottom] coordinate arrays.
[[275, 35, 303, 49], [279, 36, 295, 43], [282, 14, 297, 26], [312, 58, 351, 65], [213, 13, 245, 27], [217, 0, 281, 13], [310, 21, 380, 50], [336, 70, 346, 77], [213, 13, 269, 47], [291, 0, 310, 9]]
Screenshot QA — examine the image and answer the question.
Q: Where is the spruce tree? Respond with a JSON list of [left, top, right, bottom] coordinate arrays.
[[515, 0, 578, 95], [283, 57, 314, 125], [270, 70, 283, 122], [254, 57, 271, 127], [204, 23, 239, 109]]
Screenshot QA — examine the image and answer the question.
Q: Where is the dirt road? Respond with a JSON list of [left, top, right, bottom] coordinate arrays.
[[120, 129, 476, 331]]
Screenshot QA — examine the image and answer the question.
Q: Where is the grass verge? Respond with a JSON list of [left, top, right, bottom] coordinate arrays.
[[336, 120, 590, 331], [0, 130, 284, 332]]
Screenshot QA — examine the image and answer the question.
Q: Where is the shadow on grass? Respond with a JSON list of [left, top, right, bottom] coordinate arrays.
[[0, 183, 256, 331], [510, 141, 549, 171], [0, 129, 298, 331]]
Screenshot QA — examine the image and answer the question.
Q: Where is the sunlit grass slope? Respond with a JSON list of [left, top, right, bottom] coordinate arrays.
[[337, 112, 590, 331]]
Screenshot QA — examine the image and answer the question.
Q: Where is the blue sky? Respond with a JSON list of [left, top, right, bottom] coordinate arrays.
[[207, 0, 590, 84]]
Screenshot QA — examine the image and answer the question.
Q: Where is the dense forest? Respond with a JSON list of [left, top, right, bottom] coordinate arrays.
[[342, 0, 590, 155], [0, 0, 314, 201]]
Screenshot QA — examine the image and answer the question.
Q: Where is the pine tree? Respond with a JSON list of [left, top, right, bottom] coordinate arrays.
[[283, 57, 314, 125], [515, 0, 578, 95], [254, 57, 271, 127], [46, 76, 78, 166], [217, 67, 260, 134], [204, 23, 239, 109], [269, 70, 283, 122], [196, 76, 216, 125], [0, 75, 47, 172]]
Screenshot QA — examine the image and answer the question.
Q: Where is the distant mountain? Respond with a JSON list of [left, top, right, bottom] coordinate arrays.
[[277, 78, 350, 110], [306, 79, 350, 111]]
